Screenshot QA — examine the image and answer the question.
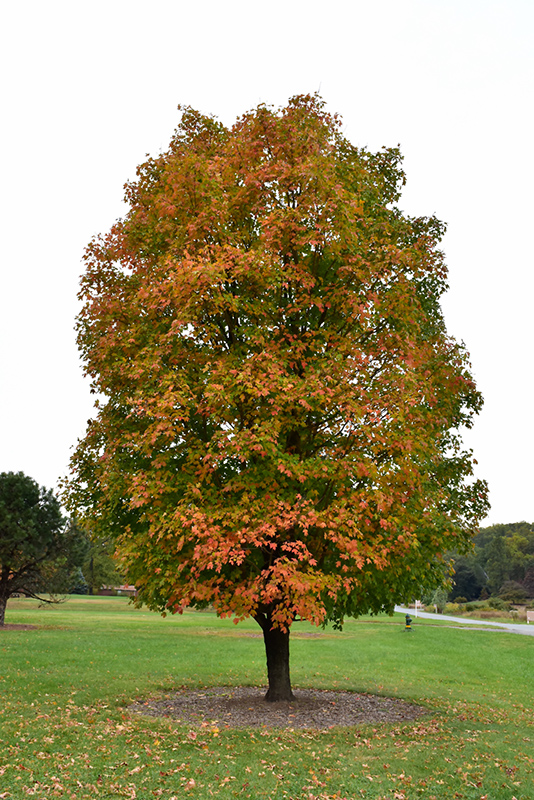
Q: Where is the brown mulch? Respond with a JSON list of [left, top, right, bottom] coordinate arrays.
[[129, 686, 428, 729]]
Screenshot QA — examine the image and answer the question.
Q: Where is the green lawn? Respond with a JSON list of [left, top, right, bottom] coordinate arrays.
[[1, 596, 532, 799]]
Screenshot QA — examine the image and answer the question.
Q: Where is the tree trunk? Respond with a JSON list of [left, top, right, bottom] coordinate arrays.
[[0, 595, 6, 627], [255, 613, 295, 702]]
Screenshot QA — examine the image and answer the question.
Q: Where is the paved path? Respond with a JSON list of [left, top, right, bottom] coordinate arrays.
[[394, 606, 534, 637]]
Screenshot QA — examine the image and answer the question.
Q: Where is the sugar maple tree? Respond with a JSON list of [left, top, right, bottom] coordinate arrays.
[[68, 95, 488, 700]]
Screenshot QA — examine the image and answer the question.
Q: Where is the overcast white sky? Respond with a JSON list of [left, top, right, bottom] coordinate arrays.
[[1, 0, 532, 526]]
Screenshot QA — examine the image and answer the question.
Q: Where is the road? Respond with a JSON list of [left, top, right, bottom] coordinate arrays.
[[394, 606, 534, 637]]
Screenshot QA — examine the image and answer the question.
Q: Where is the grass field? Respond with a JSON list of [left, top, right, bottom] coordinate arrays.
[[1, 596, 533, 799]]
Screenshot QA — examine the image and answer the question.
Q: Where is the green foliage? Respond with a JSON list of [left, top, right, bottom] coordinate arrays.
[[447, 522, 534, 602], [498, 580, 528, 603], [523, 566, 534, 598], [488, 597, 509, 611], [465, 601, 485, 612], [0, 472, 88, 624], [82, 536, 123, 594], [69, 566, 88, 594], [476, 522, 534, 595], [443, 602, 462, 614], [448, 552, 486, 600], [432, 587, 448, 613]]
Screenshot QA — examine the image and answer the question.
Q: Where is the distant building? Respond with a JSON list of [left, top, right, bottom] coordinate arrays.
[[99, 584, 137, 597]]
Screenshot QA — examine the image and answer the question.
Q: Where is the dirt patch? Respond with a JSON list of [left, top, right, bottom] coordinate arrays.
[[129, 686, 428, 730], [0, 623, 38, 631]]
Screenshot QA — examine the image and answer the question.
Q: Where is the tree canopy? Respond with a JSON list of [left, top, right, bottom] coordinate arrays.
[[67, 95, 488, 699], [0, 471, 87, 625]]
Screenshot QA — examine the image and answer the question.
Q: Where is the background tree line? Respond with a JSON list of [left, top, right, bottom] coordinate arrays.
[[448, 522, 534, 603], [67, 536, 124, 596], [0, 472, 123, 626]]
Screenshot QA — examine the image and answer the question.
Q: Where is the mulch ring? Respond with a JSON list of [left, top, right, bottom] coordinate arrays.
[[129, 686, 428, 729]]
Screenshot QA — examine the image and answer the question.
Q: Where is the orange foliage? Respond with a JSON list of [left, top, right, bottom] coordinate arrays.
[[67, 95, 488, 632]]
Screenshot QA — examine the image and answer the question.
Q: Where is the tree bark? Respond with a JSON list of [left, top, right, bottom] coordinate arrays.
[[0, 595, 7, 627], [255, 613, 295, 702]]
